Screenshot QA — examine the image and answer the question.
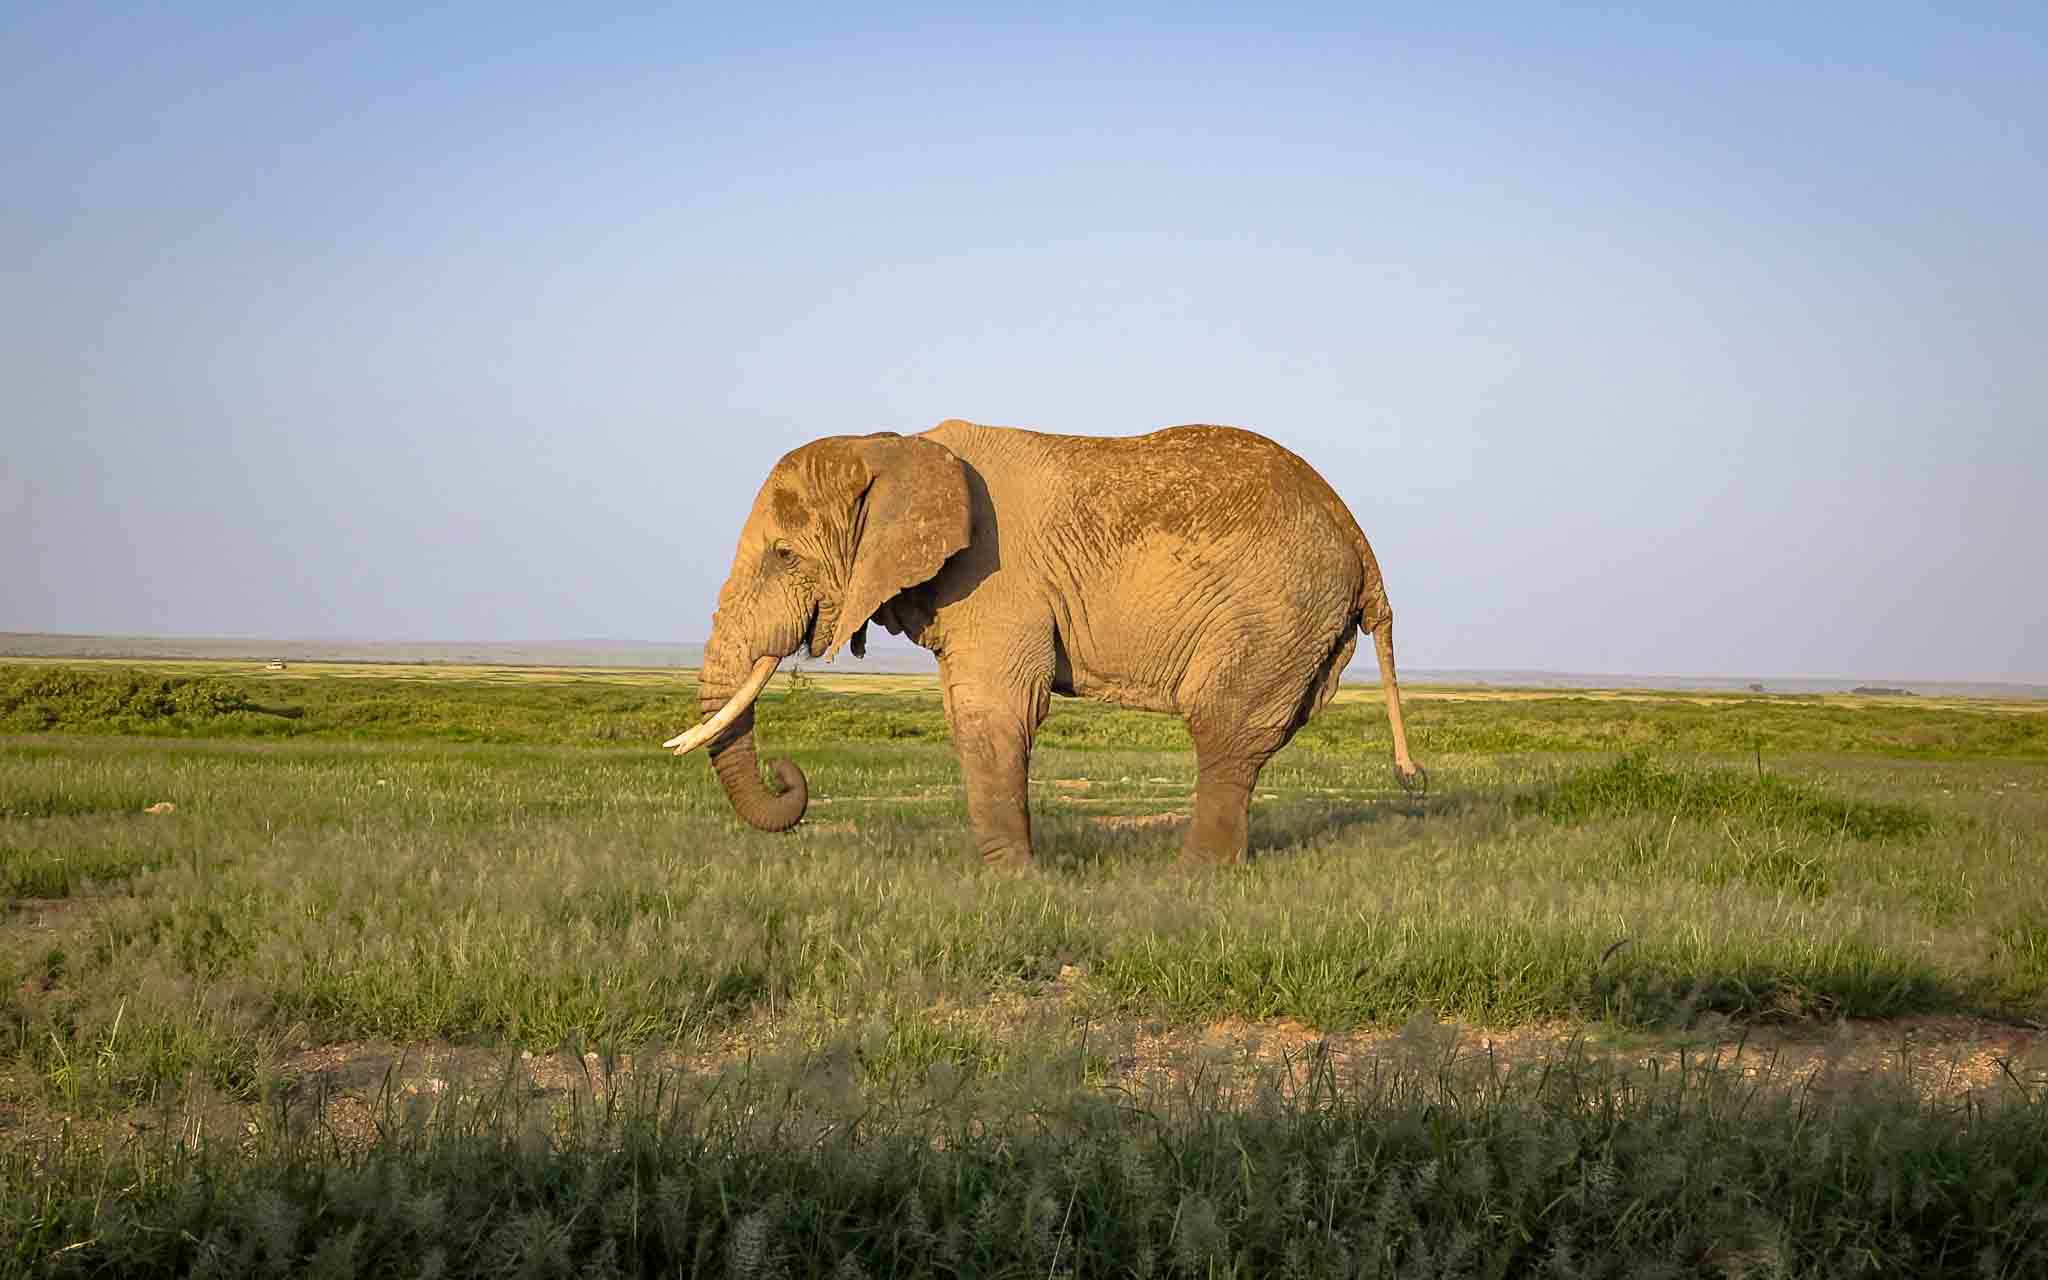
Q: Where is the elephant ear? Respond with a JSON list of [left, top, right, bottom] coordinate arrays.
[[824, 434, 971, 661]]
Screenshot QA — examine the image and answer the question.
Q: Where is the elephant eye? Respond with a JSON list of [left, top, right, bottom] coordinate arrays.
[[773, 544, 800, 568]]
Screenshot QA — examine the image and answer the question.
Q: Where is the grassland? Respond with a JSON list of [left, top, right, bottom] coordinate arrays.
[[3, 661, 2047, 1275]]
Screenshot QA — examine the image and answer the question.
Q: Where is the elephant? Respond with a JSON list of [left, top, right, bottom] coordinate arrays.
[[664, 419, 1423, 865]]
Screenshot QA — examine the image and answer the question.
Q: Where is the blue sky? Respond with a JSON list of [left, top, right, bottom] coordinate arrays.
[[6, 3, 2043, 680]]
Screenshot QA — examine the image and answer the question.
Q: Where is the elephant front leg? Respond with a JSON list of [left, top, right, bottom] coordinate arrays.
[[950, 701, 1037, 864], [940, 664, 1045, 866]]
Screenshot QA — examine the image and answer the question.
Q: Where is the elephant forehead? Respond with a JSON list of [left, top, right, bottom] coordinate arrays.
[[753, 447, 864, 529], [769, 485, 811, 530], [778, 444, 868, 496]]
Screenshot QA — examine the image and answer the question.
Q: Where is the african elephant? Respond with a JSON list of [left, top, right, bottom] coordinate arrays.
[[665, 419, 1423, 865]]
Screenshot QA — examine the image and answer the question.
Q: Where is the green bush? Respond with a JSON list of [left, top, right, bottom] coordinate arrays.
[[0, 666, 258, 732]]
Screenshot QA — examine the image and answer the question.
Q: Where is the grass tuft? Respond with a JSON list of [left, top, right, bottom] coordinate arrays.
[[1518, 752, 1936, 841]]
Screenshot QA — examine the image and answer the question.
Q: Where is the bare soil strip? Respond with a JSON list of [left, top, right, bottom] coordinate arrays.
[[227, 1002, 2048, 1155], [4, 906, 2042, 1156]]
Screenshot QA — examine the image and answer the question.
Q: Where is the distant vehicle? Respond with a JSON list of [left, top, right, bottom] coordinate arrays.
[[265, 662, 287, 670]]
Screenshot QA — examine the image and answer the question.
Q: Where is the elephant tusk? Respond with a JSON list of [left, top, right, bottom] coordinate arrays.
[[664, 655, 782, 756]]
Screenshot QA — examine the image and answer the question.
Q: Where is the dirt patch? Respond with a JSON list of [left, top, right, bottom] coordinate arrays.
[[1111, 1012, 2048, 1107], [268, 1041, 706, 1151], [259, 1010, 810, 1151], [5, 896, 108, 934], [275, 1039, 719, 1101], [2, 896, 119, 1010]]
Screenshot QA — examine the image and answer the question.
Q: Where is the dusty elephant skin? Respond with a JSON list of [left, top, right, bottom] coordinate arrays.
[[675, 419, 1423, 865]]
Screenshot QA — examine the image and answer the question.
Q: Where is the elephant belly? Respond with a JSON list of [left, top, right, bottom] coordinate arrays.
[[1051, 540, 1245, 715], [1056, 640, 1179, 712], [1050, 521, 1361, 726]]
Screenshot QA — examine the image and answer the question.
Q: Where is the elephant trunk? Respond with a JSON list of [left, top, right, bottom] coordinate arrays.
[[705, 711, 808, 832], [697, 625, 808, 832]]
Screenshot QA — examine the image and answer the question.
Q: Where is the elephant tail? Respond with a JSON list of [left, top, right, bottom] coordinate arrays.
[[1296, 456, 1422, 794], [1366, 605, 1426, 796]]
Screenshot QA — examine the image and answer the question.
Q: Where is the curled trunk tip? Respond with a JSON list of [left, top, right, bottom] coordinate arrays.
[[706, 710, 808, 832]]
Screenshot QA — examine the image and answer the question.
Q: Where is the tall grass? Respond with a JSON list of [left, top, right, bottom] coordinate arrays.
[[6, 1045, 2046, 1278]]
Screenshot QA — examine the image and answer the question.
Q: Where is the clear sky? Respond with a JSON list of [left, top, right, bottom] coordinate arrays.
[[6, 3, 2043, 681]]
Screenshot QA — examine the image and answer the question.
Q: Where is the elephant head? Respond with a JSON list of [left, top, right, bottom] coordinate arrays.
[[664, 432, 972, 831]]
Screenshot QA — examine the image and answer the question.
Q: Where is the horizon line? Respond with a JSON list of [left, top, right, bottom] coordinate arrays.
[[2, 630, 2042, 693]]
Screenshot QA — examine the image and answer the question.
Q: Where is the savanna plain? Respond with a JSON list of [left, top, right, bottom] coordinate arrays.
[[2, 659, 2047, 1277]]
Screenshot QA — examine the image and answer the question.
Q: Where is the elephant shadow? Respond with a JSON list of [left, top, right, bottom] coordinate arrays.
[[1033, 790, 1464, 871], [1244, 793, 1457, 858]]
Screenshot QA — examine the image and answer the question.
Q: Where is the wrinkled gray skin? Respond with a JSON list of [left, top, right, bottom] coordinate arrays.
[[694, 419, 1422, 865]]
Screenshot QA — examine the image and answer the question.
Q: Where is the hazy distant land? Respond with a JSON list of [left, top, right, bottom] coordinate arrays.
[[6, 632, 2041, 700]]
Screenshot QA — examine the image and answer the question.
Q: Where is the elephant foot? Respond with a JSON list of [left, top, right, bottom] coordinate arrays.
[[1178, 836, 1248, 867], [978, 839, 1036, 869]]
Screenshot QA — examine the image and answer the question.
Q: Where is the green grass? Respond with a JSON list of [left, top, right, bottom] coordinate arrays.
[[7, 662, 2046, 758], [2, 735, 2044, 1114], [3, 663, 2047, 1273], [6, 1046, 2046, 1278]]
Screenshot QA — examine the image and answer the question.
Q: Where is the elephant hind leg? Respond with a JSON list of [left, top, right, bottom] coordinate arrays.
[[1181, 698, 1291, 865], [1174, 610, 1351, 865], [1181, 740, 1276, 865]]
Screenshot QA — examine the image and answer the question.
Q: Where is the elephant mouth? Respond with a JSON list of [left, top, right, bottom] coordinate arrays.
[[803, 600, 830, 660], [668, 602, 828, 758]]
